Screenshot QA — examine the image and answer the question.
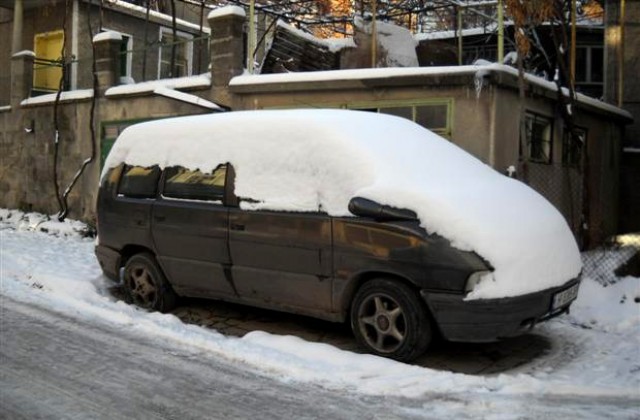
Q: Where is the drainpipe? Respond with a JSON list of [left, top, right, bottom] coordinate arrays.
[[248, 0, 255, 73], [457, 6, 463, 65], [71, 0, 79, 90], [497, 0, 503, 62], [618, 0, 625, 107], [11, 0, 23, 54], [570, 0, 576, 90], [371, 0, 377, 68]]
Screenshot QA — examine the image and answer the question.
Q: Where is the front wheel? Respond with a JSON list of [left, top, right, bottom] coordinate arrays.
[[351, 278, 432, 362], [123, 252, 177, 313]]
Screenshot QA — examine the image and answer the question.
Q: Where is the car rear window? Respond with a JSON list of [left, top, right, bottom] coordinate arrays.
[[118, 165, 161, 198], [163, 165, 227, 202]]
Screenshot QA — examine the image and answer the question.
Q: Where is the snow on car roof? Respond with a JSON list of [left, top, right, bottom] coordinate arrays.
[[103, 109, 582, 299]]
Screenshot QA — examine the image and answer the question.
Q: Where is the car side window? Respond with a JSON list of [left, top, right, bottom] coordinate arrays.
[[163, 165, 227, 203], [118, 165, 161, 198]]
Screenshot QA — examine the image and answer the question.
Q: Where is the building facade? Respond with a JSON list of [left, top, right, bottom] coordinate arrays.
[[0, 3, 635, 249]]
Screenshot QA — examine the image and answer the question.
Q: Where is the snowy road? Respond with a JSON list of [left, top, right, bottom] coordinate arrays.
[[1, 296, 423, 420], [1, 210, 639, 419], [2, 296, 638, 420]]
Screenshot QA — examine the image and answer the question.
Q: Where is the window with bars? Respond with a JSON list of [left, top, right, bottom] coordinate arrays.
[[521, 112, 553, 164]]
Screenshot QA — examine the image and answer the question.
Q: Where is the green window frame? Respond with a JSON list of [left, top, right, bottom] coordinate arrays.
[[347, 99, 454, 139], [262, 99, 454, 139]]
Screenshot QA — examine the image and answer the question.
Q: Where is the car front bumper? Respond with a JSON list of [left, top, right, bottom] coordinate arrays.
[[421, 278, 580, 342]]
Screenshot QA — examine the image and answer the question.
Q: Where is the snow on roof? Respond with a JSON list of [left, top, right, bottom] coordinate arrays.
[[20, 89, 94, 106], [231, 64, 633, 121], [12, 50, 36, 58], [355, 17, 418, 67], [276, 21, 355, 53], [93, 31, 123, 43], [103, 109, 582, 299], [105, 74, 211, 97], [208, 5, 246, 20], [0, 105, 11, 112], [415, 26, 496, 41], [153, 86, 224, 111], [106, 0, 210, 34], [233, 65, 476, 86], [415, 20, 602, 42]]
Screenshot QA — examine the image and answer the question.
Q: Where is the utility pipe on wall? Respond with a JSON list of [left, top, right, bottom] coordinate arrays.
[[11, 0, 23, 54], [618, 0, 625, 107], [248, 0, 255, 73], [497, 0, 504, 62], [570, 0, 576, 89], [371, 0, 377, 68]]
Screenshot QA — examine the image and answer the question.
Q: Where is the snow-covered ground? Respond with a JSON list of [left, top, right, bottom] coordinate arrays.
[[1, 209, 639, 418]]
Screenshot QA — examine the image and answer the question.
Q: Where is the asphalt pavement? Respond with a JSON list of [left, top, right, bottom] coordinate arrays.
[[0, 296, 423, 420]]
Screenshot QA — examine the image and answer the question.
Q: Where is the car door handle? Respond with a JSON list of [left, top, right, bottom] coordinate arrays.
[[154, 215, 166, 222], [230, 223, 245, 231]]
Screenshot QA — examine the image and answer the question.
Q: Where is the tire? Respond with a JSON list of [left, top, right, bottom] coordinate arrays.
[[123, 252, 177, 312], [350, 278, 432, 362]]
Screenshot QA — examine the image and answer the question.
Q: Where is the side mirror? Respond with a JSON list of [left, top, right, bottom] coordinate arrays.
[[348, 197, 417, 221]]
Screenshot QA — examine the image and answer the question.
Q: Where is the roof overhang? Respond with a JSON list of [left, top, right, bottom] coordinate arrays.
[[230, 64, 633, 123]]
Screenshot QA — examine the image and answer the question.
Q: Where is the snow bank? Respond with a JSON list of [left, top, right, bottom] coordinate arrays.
[[102, 109, 581, 299], [570, 277, 640, 332], [0, 208, 92, 238]]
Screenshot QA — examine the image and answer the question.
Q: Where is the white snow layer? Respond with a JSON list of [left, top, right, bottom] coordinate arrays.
[[208, 5, 246, 20], [276, 20, 355, 53], [105, 74, 211, 97], [93, 31, 123, 43], [355, 17, 418, 67], [20, 89, 94, 106], [102, 109, 581, 299], [1, 209, 638, 408]]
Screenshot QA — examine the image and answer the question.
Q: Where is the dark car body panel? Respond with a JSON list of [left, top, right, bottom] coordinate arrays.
[[228, 208, 333, 312], [152, 198, 233, 297], [95, 163, 579, 341]]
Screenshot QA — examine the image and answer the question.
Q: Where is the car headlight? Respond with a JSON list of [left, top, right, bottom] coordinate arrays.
[[465, 270, 492, 293]]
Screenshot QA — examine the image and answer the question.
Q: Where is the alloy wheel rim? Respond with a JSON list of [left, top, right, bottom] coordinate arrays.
[[126, 263, 157, 308], [357, 293, 406, 353]]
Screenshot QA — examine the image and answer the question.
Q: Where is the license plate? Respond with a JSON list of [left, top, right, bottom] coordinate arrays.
[[552, 283, 579, 310]]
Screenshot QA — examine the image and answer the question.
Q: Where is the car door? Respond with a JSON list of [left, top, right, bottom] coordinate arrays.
[[151, 164, 234, 298], [227, 206, 333, 314]]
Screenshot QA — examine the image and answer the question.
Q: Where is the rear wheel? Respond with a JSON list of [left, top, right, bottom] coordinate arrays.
[[123, 253, 177, 312], [351, 278, 432, 362]]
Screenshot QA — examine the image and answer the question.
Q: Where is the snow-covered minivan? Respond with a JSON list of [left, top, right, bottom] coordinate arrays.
[[95, 109, 582, 362]]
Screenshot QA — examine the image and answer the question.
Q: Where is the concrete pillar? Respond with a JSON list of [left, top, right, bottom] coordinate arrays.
[[11, 0, 24, 55], [208, 6, 246, 88], [10, 50, 34, 106], [92, 31, 122, 96]]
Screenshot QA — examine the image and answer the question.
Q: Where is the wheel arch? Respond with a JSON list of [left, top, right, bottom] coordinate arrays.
[[340, 271, 423, 319], [119, 244, 156, 268]]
